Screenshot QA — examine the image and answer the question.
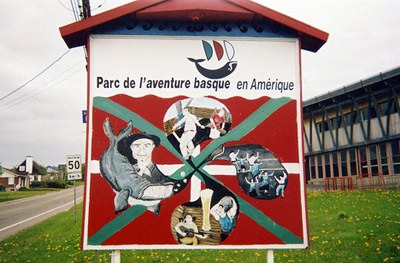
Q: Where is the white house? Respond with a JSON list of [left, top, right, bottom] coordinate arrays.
[[16, 156, 43, 182]]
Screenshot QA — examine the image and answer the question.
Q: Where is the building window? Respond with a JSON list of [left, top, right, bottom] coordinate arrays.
[[325, 153, 331, 178], [332, 152, 339, 177], [310, 156, 316, 180], [370, 106, 378, 119], [317, 121, 329, 132], [379, 98, 399, 115], [349, 148, 357, 175], [317, 154, 323, 179], [359, 146, 368, 176], [331, 117, 336, 129], [370, 144, 379, 175], [345, 111, 358, 126], [341, 150, 348, 176], [8, 177, 14, 185], [379, 101, 389, 115], [345, 113, 351, 126], [389, 98, 399, 114], [305, 157, 310, 181], [361, 108, 369, 121], [391, 140, 400, 174], [337, 116, 343, 128], [359, 105, 378, 120], [380, 142, 389, 175]]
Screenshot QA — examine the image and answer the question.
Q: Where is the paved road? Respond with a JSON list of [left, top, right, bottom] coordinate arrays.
[[0, 185, 84, 241]]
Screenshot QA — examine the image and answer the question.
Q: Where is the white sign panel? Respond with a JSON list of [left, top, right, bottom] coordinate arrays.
[[67, 173, 82, 180], [90, 36, 299, 100], [66, 155, 81, 174]]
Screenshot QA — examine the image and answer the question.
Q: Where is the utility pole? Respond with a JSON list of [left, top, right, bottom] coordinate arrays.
[[80, 0, 91, 62], [82, 0, 91, 19]]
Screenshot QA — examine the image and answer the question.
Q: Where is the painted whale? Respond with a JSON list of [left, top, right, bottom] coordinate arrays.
[[99, 118, 175, 214], [187, 58, 238, 79]]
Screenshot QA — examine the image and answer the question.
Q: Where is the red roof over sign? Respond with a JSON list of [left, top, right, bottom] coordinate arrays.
[[60, 0, 328, 52]]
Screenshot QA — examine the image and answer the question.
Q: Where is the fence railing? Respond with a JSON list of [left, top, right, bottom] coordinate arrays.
[[323, 174, 400, 191], [324, 177, 355, 191]]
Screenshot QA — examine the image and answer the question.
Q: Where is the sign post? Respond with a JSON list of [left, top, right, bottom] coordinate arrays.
[[66, 155, 81, 223], [110, 250, 120, 263], [267, 249, 274, 263]]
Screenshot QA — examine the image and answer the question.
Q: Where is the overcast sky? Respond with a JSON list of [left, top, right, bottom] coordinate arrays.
[[0, 0, 399, 168]]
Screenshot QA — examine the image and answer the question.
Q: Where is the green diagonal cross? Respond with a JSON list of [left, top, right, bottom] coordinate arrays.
[[88, 96, 303, 245]]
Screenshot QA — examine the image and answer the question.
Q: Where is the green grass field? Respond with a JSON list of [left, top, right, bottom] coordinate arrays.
[[0, 188, 60, 202], [0, 190, 399, 262]]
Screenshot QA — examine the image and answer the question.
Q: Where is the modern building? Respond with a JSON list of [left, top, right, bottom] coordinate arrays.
[[303, 66, 400, 189]]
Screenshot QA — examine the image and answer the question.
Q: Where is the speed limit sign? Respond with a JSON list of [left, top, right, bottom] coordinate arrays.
[[66, 155, 81, 175]]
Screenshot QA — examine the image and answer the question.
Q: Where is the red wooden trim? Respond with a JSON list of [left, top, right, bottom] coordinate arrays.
[[61, 0, 164, 35], [137, 0, 251, 13], [60, 0, 166, 48], [226, 0, 328, 51], [60, 0, 328, 51], [81, 38, 91, 251]]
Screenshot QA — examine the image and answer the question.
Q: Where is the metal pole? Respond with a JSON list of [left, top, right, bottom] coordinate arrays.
[[110, 250, 121, 263], [74, 179, 77, 224], [267, 250, 274, 263]]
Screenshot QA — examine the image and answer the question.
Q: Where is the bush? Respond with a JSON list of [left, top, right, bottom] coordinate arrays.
[[30, 181, 48, 188], [18, 187, 29, 191], [46, 181, 67, 189], [28, 180, 67, 189], [0, 184, 6, 192]]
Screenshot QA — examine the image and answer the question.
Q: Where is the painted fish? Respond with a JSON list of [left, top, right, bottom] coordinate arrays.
[[99, 118, 174, 214], [187, 58, 237, 79]]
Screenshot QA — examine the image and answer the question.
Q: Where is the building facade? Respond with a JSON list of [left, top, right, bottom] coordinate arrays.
[[303, 66, 400, 189], [16, 156, 43, 183], [0, 168, 29, 190]]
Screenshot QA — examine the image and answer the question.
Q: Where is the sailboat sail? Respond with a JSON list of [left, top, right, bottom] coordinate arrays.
[[224, 40, 235, 61], [201, 40, 235, 61], [202, 40, 213, 60], [213, 41, 224, 61]]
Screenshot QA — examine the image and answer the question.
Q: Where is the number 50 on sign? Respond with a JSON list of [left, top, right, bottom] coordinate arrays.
[[66, 155, 82, 180]]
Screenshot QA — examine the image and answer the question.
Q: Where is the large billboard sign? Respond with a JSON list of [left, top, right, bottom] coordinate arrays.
[[84, 35, 307, 249]]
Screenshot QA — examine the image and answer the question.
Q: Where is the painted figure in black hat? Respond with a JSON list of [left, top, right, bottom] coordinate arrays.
[[100, 118, 186, 215], [119, 132, 169, 184]]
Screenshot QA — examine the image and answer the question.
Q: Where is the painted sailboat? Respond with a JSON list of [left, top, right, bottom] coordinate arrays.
[[188, 40, 238, 79]]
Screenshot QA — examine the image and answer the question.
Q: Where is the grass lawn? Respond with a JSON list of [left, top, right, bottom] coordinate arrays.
[[0, 190, 399, 262], [0, 188, 61, 202], [0, 182, 84, 202]]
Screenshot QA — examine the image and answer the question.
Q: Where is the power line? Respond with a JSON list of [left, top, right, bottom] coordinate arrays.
[[58, 0, 108, 17], [0, 66, 84, 113], [0, 60, 85, 111], [92, 0, 108, 11], [57, 0, 77, 12], [69, 0, 80, 21], [0, 50, 71, 103]]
